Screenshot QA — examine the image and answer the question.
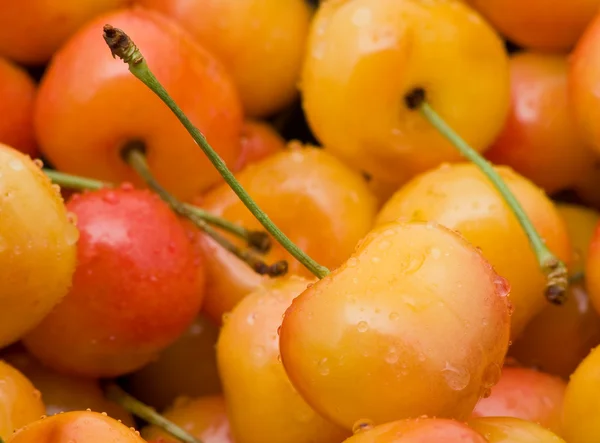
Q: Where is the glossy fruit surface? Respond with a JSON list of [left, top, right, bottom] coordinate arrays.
[[0, 0, 130, 65], [465, 0, 600, 51], [302, 0, 510, 185], [0, 143, 78, 349], [485, 52, 593, 195], [126, 314, 222, 411], [34, 7, 243, 201], [0, 360, 46, 439], [563, 345, 600, 443], [375, 163, 572, 339], [279, 221, 511, 430], [6, 410, 146, 443], [2, 348, 134, 426], [471, 366, 566, 434], [197, 145, 378, 325], [570, 12, 600, 160], [0, 57, 38, 157], [142, 395, 232, 443], [342, 418, 488, 443], [217, 276, 349, 443], [509, 204, 600, 378], [22, 187, 205, 377], [135, 0, 312, 117], [468, 417, 565, 443]]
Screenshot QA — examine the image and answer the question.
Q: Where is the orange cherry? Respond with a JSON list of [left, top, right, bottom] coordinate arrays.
[[342, 418, 488, 443], [142, 395, 232, 443], [465, 0, 600, 52], [0, 360, 46, 439], [471, 366, 566, 435], [2, 347, 134, 426], [582, 218, 600, 317], [217, 276, 349, 443], [569, 11, 600, 164], [0, 57, 38, 157], [234, 120, 286, 173], [6, 411, 145, 443], [485, 52, 594, 195], [301, 0, 510, 186], [279, 221, 511, 430], [34, 7, 244, 201], [375, 163, 572, 339], [509, 203, 600, 378], [195, 144, 378, 325], [0, 143, 77, 349], [134, 0, 313, 117], [126, 314, 222, 411], [0, 0, 130, 65]]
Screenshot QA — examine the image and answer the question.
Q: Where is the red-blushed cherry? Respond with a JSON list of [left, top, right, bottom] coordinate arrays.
[[22, 185, 206, 378]]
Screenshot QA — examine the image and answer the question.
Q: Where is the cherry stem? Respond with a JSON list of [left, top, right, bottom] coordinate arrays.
[[122, 146, 287, 277], [102, 382, 202, 443], [43, 169, 271, 254], [404, 89, 568, 305], [102, 24, 330, 280]]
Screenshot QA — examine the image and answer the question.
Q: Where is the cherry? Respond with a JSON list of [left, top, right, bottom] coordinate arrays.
[[22, 186, 206, 377], [5, 410, 145, 443], [0, 143, 77, 349], [217, 276, 349, 443], [471, 365, 566, 435], [279, 221, 511, 430]]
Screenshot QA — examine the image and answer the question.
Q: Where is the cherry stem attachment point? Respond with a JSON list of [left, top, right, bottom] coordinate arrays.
[[43, 168, 271, 254], [102, 24, 330, 280], [101, 382, 201, 443], [122, 145, 287, 277], [404, 88, 568, 305]]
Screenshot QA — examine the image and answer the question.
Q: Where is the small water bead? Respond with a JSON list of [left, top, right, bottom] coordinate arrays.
[[378, 240, 391, 251], [318, 358, 330, 376], [64, 223, 80, 246], [352, 419, 374, 434], [494, 275, 511, 297], [346, 257, 359, 267], [101, 191, 119, 204], [32, 158, 44, 169], [430, 247, 441, 259], [389, 311, 399, 321], [357, 321, 369, 332], [8, 158, 23, 171], [441, 362, 471, 391], [66, 212, 78, 225], [385, 348, 399, 364]]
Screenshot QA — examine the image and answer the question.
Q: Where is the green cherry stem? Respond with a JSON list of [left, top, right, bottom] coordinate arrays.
[[122, 145, 287, 277], [43, 169, 271, 254], [102, 24, 330, 280], [101, 382, 202, 443], [404, 88, 568, 305]]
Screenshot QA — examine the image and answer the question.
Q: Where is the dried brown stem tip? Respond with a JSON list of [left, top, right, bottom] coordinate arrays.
[[544, 258, 569, 305], [103, 24, 143, 65]]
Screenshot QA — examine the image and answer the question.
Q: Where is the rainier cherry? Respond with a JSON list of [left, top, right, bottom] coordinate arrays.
[[134, 0, 313, 117], [279, 221, 511, 430], [301, 0, 510, 187], [375, 163, 572, 339], [0, 143, 77, 349], [217, 276, 349, 443], [0, 360, 46, 440], [34, 8, 244, 201], [0, 57, 38, 157], [22, 186, 206, 378], [196, 145, 378, 325], [5, 411, 145, 443], [471, 365, 566, 435]]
